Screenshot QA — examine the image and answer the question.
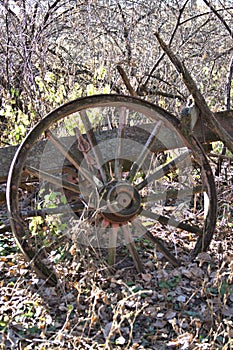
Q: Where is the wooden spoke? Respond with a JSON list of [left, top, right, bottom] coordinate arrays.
[[136, 150, 191, 191], [126, 121, 163, 182], [24, 166, 80, 194], [141, 209, 202, 235], [45, 130, 102, 188], [141, 185, 203, 203], [122, 224, 144, 273], [132, 220, 180, 267], [108, 223, 118, 266], [80, 110, 109, 183], [114, 107, 127, 180], [21, 202, 85, 218]]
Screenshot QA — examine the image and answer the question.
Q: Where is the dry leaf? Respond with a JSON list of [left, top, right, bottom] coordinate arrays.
[[141, 273, 152, 282]]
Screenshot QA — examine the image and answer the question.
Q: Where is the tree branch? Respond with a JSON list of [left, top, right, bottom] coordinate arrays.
[[117, 2, 132, 64], [136, 85, 184, 101], [0, 0, 20, 22], [117, 65, 137, 96], [202, 1, 233, 111], [179, 7, 233, 26], [154, 32, 233, 153], [142, 0, 189, 89], [226, 54, 233, 110], [202, 0, 233, 39], [142, 3, 233, 92]]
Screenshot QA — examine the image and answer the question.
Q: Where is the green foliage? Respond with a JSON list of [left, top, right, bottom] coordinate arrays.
[[35, 72, 68, 106], [212, 141, 232, 157], [86, 83, 111, 96], [0, 320, 7, 331], [43, 191, 67, 208], [0, 103, 30, 145], [158, 276, 181, 289], [0, 63, 111, 146], [29, 190, 67, 247]]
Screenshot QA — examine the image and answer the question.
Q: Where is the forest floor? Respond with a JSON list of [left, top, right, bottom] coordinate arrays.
[[0, 166, 233, 350]]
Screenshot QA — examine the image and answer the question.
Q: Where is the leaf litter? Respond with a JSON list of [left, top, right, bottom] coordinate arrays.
[[0, 163, 232, 349]]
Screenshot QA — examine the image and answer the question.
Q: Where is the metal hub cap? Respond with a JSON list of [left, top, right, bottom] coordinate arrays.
[[100, 181, 141, 223]]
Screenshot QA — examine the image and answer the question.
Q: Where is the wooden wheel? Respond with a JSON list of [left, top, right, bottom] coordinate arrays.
[[6, 95, 217, 285]]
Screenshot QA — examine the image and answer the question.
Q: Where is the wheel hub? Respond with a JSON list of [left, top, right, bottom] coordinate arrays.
[[100, 181, 141, 223]]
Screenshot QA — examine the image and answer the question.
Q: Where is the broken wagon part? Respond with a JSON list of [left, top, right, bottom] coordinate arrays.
[[1, 110, 232, 184], [6, 94, 217, 285]]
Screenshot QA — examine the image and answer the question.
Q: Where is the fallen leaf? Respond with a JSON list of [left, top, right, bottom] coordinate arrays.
[[165, 310, 176, 320], [116, 336, 126, 345], [141, 273, 152, 282]]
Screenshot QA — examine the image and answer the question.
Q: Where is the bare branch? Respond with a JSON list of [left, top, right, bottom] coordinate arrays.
[[0, 0, 20, 22], [30, 2, 39, 37], [43, 0, 63, 25], [117, 65, 137, 96], [226, 54, 233, 110], [143, 3, 233, 92], [117, 2, 132, 64], [133, 7, 157, 26], [180, 6, 233, 26], [201, 1, 233, 110], [142, 0, 189, 89], [155, 32, 233, 153], [137, 85, 185, 101], [202, 0, 233, 39]]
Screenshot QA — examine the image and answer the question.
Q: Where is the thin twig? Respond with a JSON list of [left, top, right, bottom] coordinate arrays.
[[202, 0, 233, 39], [142, 0, 189, 89], [180, 7, 233, 26], [226, 54, 233, 110]]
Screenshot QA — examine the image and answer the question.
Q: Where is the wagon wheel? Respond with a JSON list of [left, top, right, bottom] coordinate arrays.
[[7, 95, 217, 285]]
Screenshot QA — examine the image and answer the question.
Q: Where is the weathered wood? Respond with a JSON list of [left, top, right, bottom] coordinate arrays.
[[0, 189, 6, 203], [0, 110, 232, 183], [155, 32, 233, 153]]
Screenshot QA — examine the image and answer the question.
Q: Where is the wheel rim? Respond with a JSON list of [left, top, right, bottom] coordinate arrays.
[[6, 94, 217, 284]]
